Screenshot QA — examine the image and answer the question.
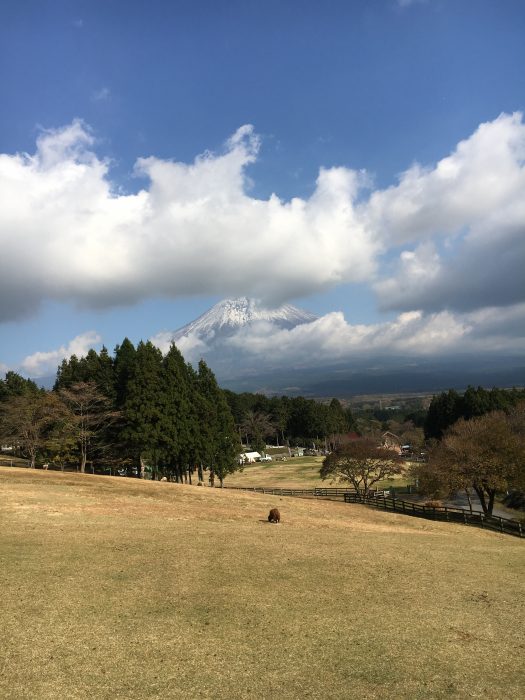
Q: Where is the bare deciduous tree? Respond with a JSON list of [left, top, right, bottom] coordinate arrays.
[[0, 392, 67, 468], [320, 438, 402, 496], [58, 382, 117, 473], [416, 407, 525, 516]]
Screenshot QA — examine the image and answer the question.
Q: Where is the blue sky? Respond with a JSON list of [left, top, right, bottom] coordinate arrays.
[[1, 0, 524, 378]]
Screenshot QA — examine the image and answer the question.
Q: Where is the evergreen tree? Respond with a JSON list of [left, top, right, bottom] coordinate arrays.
[[54, 355, 84, 390], [0, 371, 39, 400], [160, 344, 194, 482], [196, 360, 240, 486], [460, 386, 491, 420], [269, 395, 291, 446], [121, 341, 165, 477], [113, 339, 137, 408], [424, 389, 461, 439], [80, 347, 116, 399]]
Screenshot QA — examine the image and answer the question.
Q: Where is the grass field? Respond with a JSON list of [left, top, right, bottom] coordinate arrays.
[[226, 456, 411, 489], [1, 467, 524, 699], [226, 456, 326, 488]]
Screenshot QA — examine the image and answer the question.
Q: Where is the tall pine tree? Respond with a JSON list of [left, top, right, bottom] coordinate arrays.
[[121, 341, 165, 477], [196, 360, 240, 486]]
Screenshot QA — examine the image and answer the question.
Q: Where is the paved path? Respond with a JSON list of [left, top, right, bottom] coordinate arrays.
[[406, 488, 521, 520]]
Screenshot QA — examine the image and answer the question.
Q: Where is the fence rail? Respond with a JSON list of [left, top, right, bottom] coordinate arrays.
[[221, 484, 523, 538], [222, 485, 356, 499], [343, 492, 524, 538]]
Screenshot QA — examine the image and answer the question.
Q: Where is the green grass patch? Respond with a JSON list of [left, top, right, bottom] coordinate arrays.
[[227, 456, 412, 490]]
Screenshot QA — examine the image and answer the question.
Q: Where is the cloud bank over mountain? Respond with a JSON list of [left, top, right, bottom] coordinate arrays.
[[2, 114, 524, 380], [1, 113, 523, 325], [151, 299, 525, 378]]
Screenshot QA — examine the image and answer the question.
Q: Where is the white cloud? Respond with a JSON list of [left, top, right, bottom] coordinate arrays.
[[150, 329, 209, 358], [0, 113, 524, 324], [91, 87, 110, 102], [155, 300, 525, 380], [20, 331, 102, 377], [369, 112, 525, 312], [0, 120, 376, 322], [222, 304, 525, 368]]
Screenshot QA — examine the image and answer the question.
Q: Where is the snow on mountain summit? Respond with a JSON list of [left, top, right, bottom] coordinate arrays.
[[171, 297, 317, 342]]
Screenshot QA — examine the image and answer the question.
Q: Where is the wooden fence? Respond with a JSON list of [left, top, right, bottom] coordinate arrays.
[[343, 492, 524, 538], [222, 484, 524, 538], [222, 485, 354, 499]]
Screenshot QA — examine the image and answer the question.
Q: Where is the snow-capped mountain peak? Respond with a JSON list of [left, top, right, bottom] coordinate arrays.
[[171, 297, 317, 341]]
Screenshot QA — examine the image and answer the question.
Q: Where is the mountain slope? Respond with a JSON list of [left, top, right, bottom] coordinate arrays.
[[171, 297, 317, 342]]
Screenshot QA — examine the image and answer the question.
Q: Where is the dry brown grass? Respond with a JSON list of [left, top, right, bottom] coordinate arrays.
[[1, 467, 524, 699]]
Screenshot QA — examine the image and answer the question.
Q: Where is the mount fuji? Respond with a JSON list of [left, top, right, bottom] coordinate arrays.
[[171, 297, 317, 343], [150, 297, 320, 390], [150, 297, 524, 397]]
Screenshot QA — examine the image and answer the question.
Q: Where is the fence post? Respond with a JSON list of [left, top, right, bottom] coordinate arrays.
[[499, 517, 504, 533], [445, 507, 449, 522], [463, 511, 467, 524]]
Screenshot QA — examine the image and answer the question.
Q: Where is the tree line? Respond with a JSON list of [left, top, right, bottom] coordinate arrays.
[[320, 385, 525, 516], [224, 390, 355, 451], [0, 344, 356, 483], [0, 342, 239, 486], [424, 385, 525, 439], [2, 353, 524, 508]]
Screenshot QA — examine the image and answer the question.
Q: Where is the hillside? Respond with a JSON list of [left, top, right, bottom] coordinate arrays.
[[1, 468, 524, 699]]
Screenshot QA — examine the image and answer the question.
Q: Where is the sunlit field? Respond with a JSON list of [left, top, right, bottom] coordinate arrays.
[[1, 467, 523, 699], [226, 455, 411, 490]]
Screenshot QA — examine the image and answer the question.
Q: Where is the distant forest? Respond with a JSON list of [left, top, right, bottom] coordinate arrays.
[[0, 340, 523, 485]]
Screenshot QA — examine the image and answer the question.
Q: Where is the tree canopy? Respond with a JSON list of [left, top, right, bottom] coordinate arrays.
[[320, 438, 402, 496], [417, 406, 525, 515]]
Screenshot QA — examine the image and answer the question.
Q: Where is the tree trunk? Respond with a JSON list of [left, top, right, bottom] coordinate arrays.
[[139, 455, 146, 479], [198, 463, 204, 482], [80, 452, 87, 473], [209, 467, 215, 488], [473, 483, 489, 515], [465, 488, 473, 514], [487, 488, 496, 517]]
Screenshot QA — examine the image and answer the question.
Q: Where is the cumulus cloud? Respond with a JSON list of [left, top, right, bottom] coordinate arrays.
[[223, 304, 525, 368], [0, 113, 524, 324], [153, 301, 525, 378], [20, 331, 102, 377], [150, 329, 210, 357], [0, 120, 377, 322], [369, 112, 525, 312]]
